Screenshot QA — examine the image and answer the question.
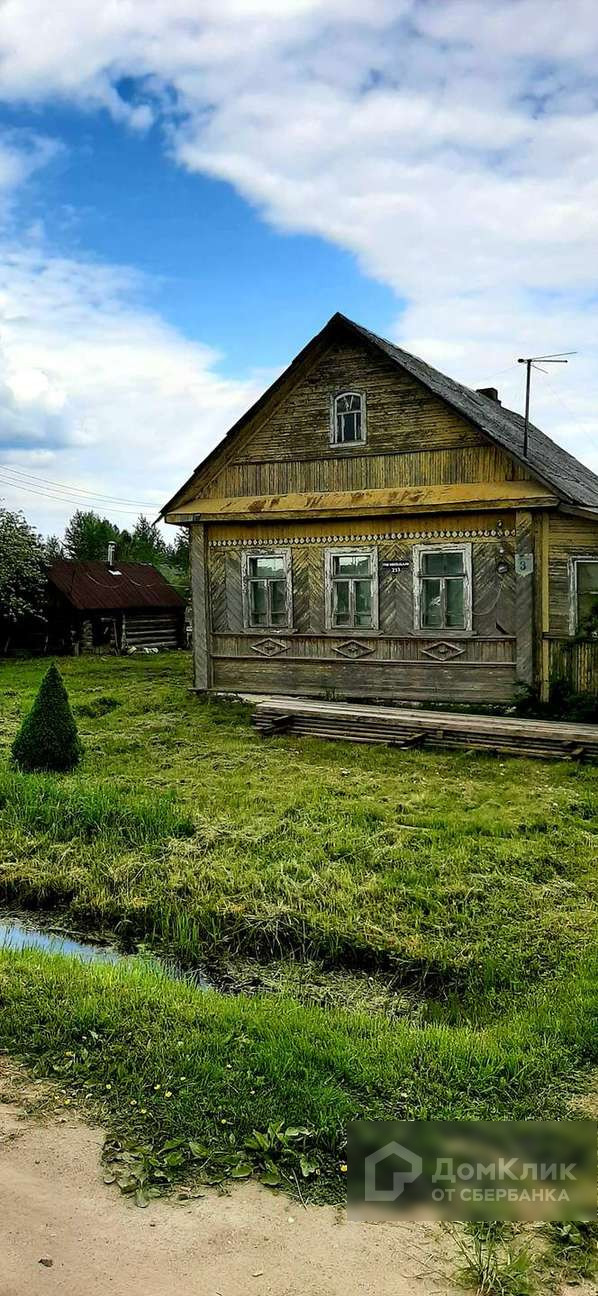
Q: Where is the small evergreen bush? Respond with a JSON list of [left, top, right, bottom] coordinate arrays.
[[11, 663, 83, 772]]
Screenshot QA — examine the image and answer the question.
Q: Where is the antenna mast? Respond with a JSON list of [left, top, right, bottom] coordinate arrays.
[[517, 352, 575, 458]]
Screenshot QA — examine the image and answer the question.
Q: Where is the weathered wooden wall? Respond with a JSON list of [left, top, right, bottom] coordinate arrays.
[[122, 611, 182, 651], [176, 329, 598, 708], [195, 343, 528, 502], [203, 513, 518, 703], [548, 514, 598, 635], [211, 656, 517, 703], [548, 639, 598, 695]]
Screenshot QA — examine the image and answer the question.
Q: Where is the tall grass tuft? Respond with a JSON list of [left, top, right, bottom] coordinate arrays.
[[0, 770, 194, 848]]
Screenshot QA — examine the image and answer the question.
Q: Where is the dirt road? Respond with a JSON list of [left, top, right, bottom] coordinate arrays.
[[0, 1082, 454, 1296]]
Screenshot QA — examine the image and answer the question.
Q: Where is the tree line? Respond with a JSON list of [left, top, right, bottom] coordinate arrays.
[[0, 506, 189, 648]]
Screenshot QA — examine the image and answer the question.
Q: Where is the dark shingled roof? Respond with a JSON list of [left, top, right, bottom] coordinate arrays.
[[162, 311, 598, 515], [49, 561, 185, 612], [346, 316, 598, 510]]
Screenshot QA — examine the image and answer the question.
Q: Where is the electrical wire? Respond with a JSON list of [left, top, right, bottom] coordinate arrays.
[[0, 461, 155, 507], [535, 371, 598, 463], [0, 472, 152, 517]]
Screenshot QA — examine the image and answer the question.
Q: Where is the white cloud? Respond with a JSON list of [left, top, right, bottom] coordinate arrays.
[[0, 129, 61, 208], [0, 244, 262, 534], [0, 0, 598, 534]]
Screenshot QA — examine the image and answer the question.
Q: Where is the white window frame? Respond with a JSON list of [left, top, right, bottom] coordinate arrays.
[[413, 543, 473, 634], [330, 390, 366, 446], [324, 546, 379, 632], [568, 556, 598, 635], [241, 548, 293, 632]]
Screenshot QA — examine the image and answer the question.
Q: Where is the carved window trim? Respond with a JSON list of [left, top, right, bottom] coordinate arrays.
[[413, 543, 473, 634], [324, 546, 379, 633], [241, 548, 293, 632], [330, 391, 366, 446]]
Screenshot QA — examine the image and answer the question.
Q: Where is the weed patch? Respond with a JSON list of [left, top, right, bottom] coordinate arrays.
[[0, 947, 596, 1203], [0, 653, 597, 1208], [76, 695, 121, 719], [0, 769, 194, 848]]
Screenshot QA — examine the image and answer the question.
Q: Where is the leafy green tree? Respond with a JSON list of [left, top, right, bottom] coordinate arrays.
[[166, 527, 189, 569], [11, 663, 82, 772], [63, 510, 121, 561], [119, 515, 167, 565], [44, 534, 64, 562], [0, 507, 47, 648], [160, 527, 190, 599]]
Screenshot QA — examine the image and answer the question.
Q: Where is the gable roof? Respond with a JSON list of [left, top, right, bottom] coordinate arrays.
[[162, 312, 598, 515], [48, 561, 185, 612]]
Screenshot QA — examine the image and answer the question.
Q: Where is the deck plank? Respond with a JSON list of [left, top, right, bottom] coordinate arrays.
[[247, 694, 598, 759]]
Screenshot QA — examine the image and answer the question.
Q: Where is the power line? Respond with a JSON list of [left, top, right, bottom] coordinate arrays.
[[0, 461, 155, 507], [0, 472, 152, 517], [536, 369, 598, 464]]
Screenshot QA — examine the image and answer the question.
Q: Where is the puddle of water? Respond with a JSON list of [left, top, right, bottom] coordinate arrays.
[[0, 917, 121, 964], [0, 914, 213, 990]]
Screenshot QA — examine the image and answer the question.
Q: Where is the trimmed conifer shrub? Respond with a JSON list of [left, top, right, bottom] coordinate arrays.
[[11, 663, 82, 773]]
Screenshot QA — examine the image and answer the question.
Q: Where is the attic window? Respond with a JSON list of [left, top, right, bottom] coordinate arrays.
[[331, 391, 365, 445]]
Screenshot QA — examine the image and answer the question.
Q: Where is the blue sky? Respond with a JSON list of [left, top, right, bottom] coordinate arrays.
[[0, 0, 597, 536], [1, 102, 396, 376]]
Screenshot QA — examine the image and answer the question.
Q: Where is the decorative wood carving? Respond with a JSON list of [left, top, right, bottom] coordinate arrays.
[[250, 637, 291, 657], [420, 641, 467, 661], [331, 640, 375, 659]]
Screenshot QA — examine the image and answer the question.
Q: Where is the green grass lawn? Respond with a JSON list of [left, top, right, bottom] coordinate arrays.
[[0, 652, 597, 1200]]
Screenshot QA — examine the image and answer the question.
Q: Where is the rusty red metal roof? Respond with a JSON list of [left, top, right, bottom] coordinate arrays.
[[48, 561, 185, 612]]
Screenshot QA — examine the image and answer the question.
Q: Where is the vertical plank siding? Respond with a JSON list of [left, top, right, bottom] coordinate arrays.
[[190, 523, 210, 690], [208, 445, 521, 499], [193, 342, 528, 504], [549, 640, 598, 696], [548, 514, 598, 635]]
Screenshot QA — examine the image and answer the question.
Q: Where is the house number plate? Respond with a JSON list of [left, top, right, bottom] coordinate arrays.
[[382, 561, 410, 572], [515, 553, 534, 576]]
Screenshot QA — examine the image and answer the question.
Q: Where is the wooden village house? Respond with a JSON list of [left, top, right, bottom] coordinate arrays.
[[47, 554, 185, 655], [161, 313, 598, 706]]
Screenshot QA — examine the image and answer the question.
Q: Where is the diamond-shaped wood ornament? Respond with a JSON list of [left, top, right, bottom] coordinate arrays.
[[331, 640, 374, 659], [420, 640, 466, 661], [250, 638, 290, 657]]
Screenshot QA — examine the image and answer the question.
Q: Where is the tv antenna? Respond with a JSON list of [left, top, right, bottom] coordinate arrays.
[[517, 352, 576, 457]]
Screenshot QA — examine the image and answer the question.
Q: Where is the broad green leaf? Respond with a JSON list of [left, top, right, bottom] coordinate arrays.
[[188, 1141, 209, 1159], [230, 1163, 253, 1179]]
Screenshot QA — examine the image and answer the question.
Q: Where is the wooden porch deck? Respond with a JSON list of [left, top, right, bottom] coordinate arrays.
[[250, 696, 598, 760]]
